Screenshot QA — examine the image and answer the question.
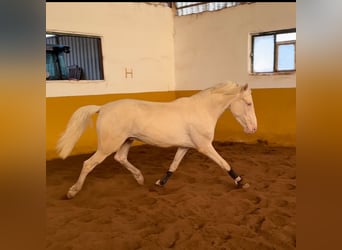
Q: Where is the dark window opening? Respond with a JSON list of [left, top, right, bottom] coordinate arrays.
[[46, 33, 104, 80]]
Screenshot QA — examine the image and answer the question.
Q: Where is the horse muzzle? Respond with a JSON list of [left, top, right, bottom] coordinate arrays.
[[244, 126, 257, 134]]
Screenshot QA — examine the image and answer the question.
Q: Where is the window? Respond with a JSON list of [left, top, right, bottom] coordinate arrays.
[[175, 2, 253, 16], [46, 33, 104, 80], [251, 29, 296, 73]]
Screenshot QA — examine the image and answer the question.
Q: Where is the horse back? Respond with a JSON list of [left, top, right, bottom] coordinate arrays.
[[96, 98, 200, 147]]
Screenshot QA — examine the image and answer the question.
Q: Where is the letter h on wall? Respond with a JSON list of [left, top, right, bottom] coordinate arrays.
[[125, 68, 133, 79]]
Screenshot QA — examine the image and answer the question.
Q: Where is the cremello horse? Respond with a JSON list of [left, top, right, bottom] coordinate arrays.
[[57, 81, 257, 199]]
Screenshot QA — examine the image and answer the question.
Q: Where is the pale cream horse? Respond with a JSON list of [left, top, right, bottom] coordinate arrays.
[[57, 81, 257, 199]]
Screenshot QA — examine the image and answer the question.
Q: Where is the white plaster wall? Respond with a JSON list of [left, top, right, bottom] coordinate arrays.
[[174, 2, 296, 90], [46, 3, 296, 97], [46, 3, 175, 97]]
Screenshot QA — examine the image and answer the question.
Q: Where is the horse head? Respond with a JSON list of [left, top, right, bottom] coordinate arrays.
[[229, 84, 257, 134]]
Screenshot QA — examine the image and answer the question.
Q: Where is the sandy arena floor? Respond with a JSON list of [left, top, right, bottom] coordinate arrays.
[[46, 141, 296, 250]]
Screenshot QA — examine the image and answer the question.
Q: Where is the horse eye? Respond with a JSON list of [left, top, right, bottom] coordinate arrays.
[[247, 103, 252, 106]]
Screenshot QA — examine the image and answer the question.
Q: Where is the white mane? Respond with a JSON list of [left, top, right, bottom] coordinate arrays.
[[195, 81, 240, 97]]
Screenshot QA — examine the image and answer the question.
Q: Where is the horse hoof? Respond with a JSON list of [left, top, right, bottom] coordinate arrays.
[[237, 181, 250, 189], [135, 175, 144, 185], [66, 186, 78, 199], [155, 179, 163, 186], [66, 191, 76, 199]]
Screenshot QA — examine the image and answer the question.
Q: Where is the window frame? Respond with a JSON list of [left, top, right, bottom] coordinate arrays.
[[275, 41, 296, 72], [250, 28, 296, 75]]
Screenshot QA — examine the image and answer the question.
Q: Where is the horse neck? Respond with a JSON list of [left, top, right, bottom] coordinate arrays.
[[193, 92, 237, 121]]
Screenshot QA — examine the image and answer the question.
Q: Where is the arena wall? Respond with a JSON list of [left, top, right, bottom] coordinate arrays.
[[46, 3, 296, 160]]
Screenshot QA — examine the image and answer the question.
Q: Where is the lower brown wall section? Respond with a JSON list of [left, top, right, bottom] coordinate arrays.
[[46, 88, 295, 160]]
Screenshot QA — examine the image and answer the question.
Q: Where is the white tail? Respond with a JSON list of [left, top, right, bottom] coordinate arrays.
[[56, 105, 101, 159]]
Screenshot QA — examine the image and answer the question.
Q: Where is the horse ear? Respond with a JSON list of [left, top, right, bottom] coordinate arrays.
[[241, 83, 248, 92]]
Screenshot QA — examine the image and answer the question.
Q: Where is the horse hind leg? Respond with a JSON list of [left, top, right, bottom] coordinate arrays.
[[67, 150, 109, 199], [114, 139, 144, 185]]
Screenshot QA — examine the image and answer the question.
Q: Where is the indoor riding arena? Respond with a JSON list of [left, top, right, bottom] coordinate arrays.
[[46, 3, 296, 250]]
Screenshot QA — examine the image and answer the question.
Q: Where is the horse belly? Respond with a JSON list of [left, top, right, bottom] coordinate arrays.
[[132, 120, 193, 148], [136, 133, 192, 148]]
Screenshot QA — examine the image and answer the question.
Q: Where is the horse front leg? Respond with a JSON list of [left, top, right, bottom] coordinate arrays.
[[155, 147, 188, 186], [197, 143, 249, 189]]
